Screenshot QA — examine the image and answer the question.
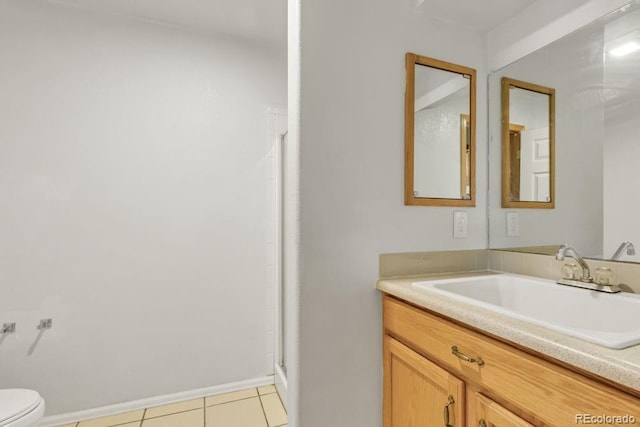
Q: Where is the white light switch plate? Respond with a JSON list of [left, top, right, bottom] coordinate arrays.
[[507, 212, 520, 237], [453, 211, 468, 238]]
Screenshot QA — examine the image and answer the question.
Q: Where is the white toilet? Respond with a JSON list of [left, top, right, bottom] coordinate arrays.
[[0, 390, 45, 427]]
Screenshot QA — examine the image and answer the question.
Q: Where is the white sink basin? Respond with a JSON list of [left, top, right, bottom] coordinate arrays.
[[413, 274, 640, 349]]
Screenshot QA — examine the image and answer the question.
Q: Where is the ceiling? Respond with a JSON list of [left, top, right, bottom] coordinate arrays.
[[416, 0, 539, 31], [48, 0, 287, 48], [46, 0, 538, 47]]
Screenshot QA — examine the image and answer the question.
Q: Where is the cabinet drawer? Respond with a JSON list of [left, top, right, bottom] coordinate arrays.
[[383, 295, 640, 426]]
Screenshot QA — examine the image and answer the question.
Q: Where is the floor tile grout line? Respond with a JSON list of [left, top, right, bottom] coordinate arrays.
[[140, 407, 206, 426], [76, 411, 145, 427], [273, 390, 287, 415], [113, 419, 143, 427], [102, 418, 144, 427], [257, 394, 270, 427], [142, 391, 254, 420], [257, 385, 278, 397], [146, 407, 207, 421], [144, 405, 204, 420], [202, 397, 206, 427], [68, 386, 275, 427], [262, 392, 288, 426], [205, 394, 260, 408]]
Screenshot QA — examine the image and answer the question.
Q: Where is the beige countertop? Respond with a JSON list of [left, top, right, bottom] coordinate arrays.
[[377, 271, 640, 393]]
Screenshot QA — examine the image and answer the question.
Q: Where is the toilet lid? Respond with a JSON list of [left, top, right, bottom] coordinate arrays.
[[0, 389, 41, 425]]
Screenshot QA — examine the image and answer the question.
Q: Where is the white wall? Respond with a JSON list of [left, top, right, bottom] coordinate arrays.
[[0, 0, 285, 415], [295, 0, 487, 425]]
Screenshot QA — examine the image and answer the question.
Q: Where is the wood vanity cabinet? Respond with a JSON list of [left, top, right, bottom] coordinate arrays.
[[382, 295, 640, 426]]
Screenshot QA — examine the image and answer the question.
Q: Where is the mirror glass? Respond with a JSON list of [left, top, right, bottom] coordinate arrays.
[[501, 78, 555, 208], [405, 53, 476, 206], [488, 2, 640, 262]]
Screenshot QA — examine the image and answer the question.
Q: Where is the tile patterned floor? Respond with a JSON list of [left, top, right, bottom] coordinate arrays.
[[57, 385, 286, 427]]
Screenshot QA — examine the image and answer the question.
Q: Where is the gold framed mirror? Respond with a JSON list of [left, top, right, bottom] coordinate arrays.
[[501, 77, 555, 208], [404, 53, 476, 207]]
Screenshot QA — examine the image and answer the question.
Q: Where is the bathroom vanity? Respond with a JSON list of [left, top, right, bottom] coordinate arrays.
[[378, 273, 640, 426]]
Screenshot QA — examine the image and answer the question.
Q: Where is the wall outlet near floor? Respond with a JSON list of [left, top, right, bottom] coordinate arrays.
[[453, 211, 468, 238], [507, 212, 520, 237]]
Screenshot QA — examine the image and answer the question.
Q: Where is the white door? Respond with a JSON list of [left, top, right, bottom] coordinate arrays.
[[520, 127, 550, 202]]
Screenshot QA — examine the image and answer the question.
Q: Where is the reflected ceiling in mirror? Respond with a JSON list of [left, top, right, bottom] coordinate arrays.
[[405, 53, 476, 207]]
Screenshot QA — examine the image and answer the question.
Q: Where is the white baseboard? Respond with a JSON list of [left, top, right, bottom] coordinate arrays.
[[41, 376, 274, 427], [274, 365, 287, 411]]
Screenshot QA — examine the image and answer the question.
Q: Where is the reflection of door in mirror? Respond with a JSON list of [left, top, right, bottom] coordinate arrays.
[[460, 114, 471, 199], [501, 77, 555, 208], [520, 126, 550, 202], [508, 123, 524, 201], [507, 123, 550, 202], [405, 53, 476, 207]]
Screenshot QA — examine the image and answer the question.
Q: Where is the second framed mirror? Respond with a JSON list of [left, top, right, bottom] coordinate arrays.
[[501, 77, 555, 208], [405, 53, 476, 207]]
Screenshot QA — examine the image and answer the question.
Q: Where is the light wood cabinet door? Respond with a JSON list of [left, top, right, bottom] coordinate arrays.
[[383, 335, 465, 427], [472, 393, 533, 427]]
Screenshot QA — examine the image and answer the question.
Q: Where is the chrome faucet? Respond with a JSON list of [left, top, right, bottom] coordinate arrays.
[[555, 244, 592, 282], [555, 243, 621, 293], [611, 241, 635, 260]]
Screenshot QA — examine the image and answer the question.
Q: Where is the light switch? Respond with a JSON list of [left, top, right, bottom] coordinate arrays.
[[453, 211, 468, 238]]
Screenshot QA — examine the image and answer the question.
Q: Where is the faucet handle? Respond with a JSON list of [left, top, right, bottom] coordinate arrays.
[[594, 268, 613, 286], [561, 263, 579, 280]]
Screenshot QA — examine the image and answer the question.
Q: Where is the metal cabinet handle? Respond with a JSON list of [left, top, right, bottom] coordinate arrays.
[[451, 345, 485, 366], [479, 420, 487, 427], [444, 395, 455, 427]]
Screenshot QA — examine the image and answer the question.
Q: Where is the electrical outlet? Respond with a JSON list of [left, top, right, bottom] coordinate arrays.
[[507, 212, 520, 237], [453, 211, 468, 238]]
